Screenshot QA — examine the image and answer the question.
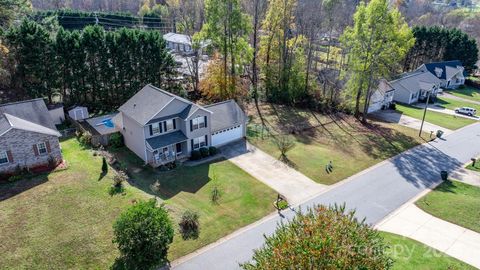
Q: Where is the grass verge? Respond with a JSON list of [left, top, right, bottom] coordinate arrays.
[[395, 103, 476, 130], [416, 180, 480, 233], [446, 86, 480, 103]]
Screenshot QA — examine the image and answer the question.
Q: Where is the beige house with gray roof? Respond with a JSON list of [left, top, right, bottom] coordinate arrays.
[[390, 70, 442, 104], [114, 84, 246, 166]]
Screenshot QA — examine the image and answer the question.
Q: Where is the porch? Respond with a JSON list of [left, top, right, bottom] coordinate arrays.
[[146, 130, 190, 167]]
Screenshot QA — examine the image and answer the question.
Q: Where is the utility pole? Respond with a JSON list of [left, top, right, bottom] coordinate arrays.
[[419, 90, 431, 137]]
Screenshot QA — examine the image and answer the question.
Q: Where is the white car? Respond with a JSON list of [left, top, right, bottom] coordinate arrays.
[[455, 107, 477, 116]]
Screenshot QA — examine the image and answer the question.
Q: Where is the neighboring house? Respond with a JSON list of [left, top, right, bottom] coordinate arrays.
[[390, 70, 442, 104], [416, 60, 466, 89], [0, 99, 62, 175], [164, 32, 194, 54], [47, 103, 65, 125], [68, 105, 89, 120], [114, 84, 247, 167], [366, 79, 395, 113]]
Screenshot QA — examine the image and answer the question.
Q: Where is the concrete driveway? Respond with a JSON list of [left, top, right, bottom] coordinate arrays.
[[371, 110, 453, 135], [220, 140, 326, 205], [377, 203, 480, 268], [173, 123, 480, 270]]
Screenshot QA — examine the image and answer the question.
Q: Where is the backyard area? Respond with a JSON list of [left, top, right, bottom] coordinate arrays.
[[416, 180, 480, 233], [395, 103, 476, 130], [0, 138, 277, 268], [381, 232, 476, 270], [445, 86, 480, 102], [247, 104, 428, 185]]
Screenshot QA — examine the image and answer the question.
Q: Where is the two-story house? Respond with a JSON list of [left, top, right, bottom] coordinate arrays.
[[114, 85, 246, 167]]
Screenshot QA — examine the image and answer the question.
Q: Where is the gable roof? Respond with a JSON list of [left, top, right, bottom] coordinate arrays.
[[205, 100, 246, 132], [163, 32, 192, 45], [119, 84, 211, 125], [389, 70, 442, 94], [0, 98, 60, 137], [376, 79, 395, 95], [422, 60, 465, 80]]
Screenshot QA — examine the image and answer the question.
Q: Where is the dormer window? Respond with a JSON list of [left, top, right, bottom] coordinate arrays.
[[434, 67, 443, 78]]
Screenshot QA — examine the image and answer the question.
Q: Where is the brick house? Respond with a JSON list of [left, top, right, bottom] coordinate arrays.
[[0, 99, 62, 175]]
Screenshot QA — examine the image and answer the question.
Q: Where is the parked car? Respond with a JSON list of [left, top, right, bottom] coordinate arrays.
[[455, 107, 477, 116]]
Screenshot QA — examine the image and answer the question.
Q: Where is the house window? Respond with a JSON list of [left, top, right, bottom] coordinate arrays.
[[193, 136, 206, 149], [152, 122, 161, 135], [192, 117, 205, 130], [166, 119, 174, 131], [0, 151, 9, 165], [37, 142, 47, 155]]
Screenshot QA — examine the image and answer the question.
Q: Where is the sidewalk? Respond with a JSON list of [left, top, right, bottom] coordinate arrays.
[[377, 203, 480, 269], [450, 167, 480, 187], [371, 110, 453, 135]]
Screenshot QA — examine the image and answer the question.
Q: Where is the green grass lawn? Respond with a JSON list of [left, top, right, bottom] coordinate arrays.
[[247, 104, 427, 185], [395, 103, 476, 130], [416, 180, 480, 233], [436, 96, 480, 112], [111, 147, 277, 260], [446, 86, 480, 102], [381, 232, 476, 270], [466, 161, 480, 172], [0, 138, 277, 268]]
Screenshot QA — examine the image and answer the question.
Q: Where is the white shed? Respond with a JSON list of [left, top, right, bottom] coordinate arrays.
[[68, 106, 89, 121]]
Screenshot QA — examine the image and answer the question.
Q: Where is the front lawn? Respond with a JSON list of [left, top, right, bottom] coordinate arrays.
[[395, 103, 476, 130], [247, 104, 427, 185], [110, 148, 277, 260], [446, 86, 480, 102], [381, 232, 476, 270], [0, 138, 277, 269], [416, 180, 480, 233], [436, 96, 480, 112]]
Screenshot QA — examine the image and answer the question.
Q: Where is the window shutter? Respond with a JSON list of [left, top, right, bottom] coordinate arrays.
[[45, 141, 51, 153], [205, 135, 208, 146], [149, 125, 153, 136], [173, 119, 176, 129], [190, 120, 193, 132], [159, 123, 163, 133], [6, 150, 13, 163], [191, 139, 194, 150], [33, 144, 39, 156], [204, 116, 207, 128], [163, 122, 167, 131]]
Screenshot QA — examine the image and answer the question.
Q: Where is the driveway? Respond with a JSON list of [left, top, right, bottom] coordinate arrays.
[[371, 110, 453, 135], [377, 204, 480, 268], [412, 103, 479, 121], [173, 123, 480, 270], [220, 140, 326, 205]]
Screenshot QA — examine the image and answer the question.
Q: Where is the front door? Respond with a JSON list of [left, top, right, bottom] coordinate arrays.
[[176, 143, 182, 154]]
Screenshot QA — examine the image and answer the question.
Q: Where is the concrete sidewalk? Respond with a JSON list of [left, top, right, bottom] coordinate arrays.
[[377, 204, 480, 269], [451, 167, 480, 187], [221, 140, 326, 205], [371, 110, 453, 135]]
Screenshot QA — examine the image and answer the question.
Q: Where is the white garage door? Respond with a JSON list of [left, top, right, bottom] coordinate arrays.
[[212, 125, 243, 147]]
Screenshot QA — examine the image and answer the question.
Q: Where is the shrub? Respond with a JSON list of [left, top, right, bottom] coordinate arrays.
[[113, 199, 174, 269], [190, 150, 201, 160], [274, 135, 295, 163], [79, 132, 92, 146], [102, 157, 108, 174], [178, 210, 200, 240], [276, 200, 288, 210], [210, 185, 222, 205], [48, 156, 57, 168], [109, 133, 124, 148], [200, 147, 209, 158], [208, 146, 218, 156], [241, 205, 393, 270], [114, 171, 128, 187], [8, 175, 23, 183], [150, 180, 161, 194]]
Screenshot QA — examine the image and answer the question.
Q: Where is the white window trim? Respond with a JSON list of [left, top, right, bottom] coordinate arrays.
[[37, 142, 47, 155], [166, 119, 174, 132], [0, 151, 9, 165], [151, 122, 161, 135], [192, 116, 205, 131], [193, 136, 206, 150]]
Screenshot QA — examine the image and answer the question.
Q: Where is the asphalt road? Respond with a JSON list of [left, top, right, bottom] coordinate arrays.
[[173, 123, 480, 270]]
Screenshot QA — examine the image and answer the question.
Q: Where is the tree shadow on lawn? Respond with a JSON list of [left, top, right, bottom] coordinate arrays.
[[112, 148, 213, 200], [0, 174, 49, 202], [390, 144, 463, 188]]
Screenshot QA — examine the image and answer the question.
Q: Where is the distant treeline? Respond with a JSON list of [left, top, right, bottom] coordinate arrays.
[[4, 20, 178, 111], [33, 10, 170, 31]]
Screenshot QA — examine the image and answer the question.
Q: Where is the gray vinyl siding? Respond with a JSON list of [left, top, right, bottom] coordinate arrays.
[[119, 113, 147, 162], [185, 109, 212, 154], [144, 117, 182, 140], [0, 129, 62, 174]]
